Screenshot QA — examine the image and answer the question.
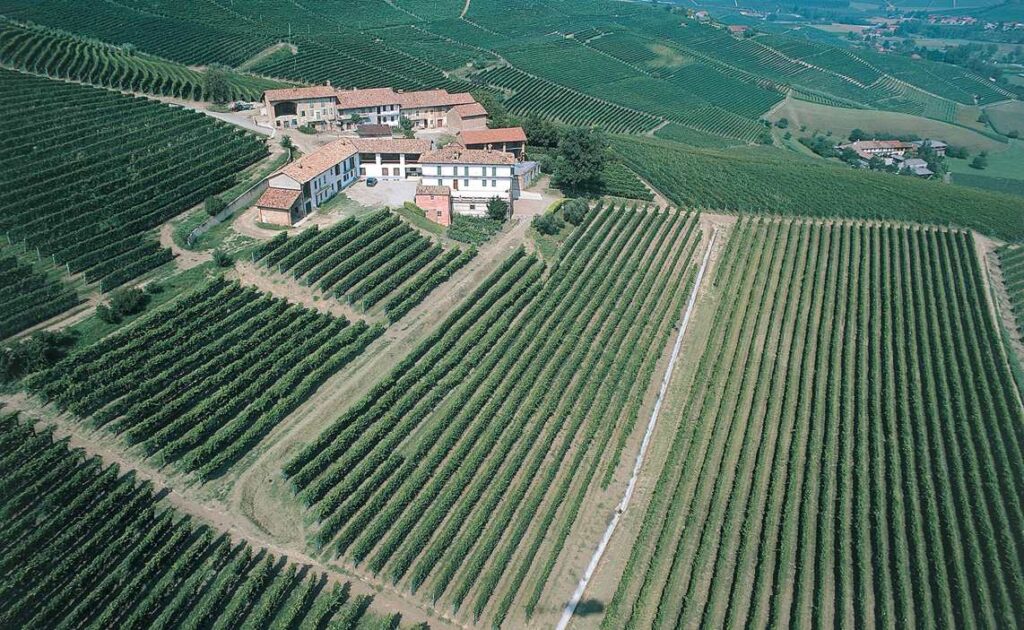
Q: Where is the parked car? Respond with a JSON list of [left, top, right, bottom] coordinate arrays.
[[366, 177, 378, 187], [231, 102, 254, 111]]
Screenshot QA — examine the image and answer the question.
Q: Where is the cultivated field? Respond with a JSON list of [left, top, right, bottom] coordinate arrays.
[[0, 69, 266, 290], [283, 202, 703, 626], [26, 280, 382, 480], [0, 413, 397, 629], [596, 218, 1024, 629], [254, 210, 474, 322]]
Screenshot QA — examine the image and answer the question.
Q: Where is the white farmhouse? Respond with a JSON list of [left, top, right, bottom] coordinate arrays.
[[419, 143, 517, 218], [256, 139, 359, 225]]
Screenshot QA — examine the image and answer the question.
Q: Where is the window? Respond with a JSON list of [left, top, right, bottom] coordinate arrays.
[[436, 210, 442, 218], [469, 204, 476, 210], [491, 167, 497, 176], [492, 180, 497, 187], [482, 180, 487, 187], [463, 179, 469, 188]]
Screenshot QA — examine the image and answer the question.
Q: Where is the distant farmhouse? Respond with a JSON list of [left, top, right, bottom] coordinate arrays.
[[260, 84, 488, 132], [835, 139, 947, 177], [256, 133, 530, 226]]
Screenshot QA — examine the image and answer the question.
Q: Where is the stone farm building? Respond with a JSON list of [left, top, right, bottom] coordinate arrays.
[[256, 139, 359, 225], [457, 126, 528, 159], [261, 85, 486, 132]]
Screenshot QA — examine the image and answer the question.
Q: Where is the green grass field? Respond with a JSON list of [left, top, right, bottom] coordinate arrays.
[[770, 97, 1005, 153]]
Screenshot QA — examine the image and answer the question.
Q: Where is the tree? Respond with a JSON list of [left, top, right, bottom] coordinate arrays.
[[202, 64, 233, 104], [775, 118, 789, 129], [486, 197, 509, 221], [280, 135, 295, 151], [532, 213, 564, 235], [561, 198, 588, 226], [849, 128, 867, 142], [213, 250, 234, 267], [109, 287, 150, 317], [349, 113, 364, 127], [0, 331, 76, 383], [522, 115, 560, 148], [553, 127, 608, 194], [205, 196, 227, 217], [971, 154, 988, 169], [472, 90, 517, 129], [399, 116, 414, 138]]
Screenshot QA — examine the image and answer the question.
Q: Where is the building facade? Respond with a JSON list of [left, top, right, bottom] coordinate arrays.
[[256, 139, 360, 225], [415, 185, 453, 226], [419, 144, 516, 218], [261, 86, 340, 129], [352, 138, 431, 179], [458, 127, 528, 159], [261, 85, 485, 132]]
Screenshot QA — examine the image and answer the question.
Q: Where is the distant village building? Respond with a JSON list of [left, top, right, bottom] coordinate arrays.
[[457, 127, 528, 159], [419, 143, 517, 219], [260, 85, 486, 132], [728, 25, 750, 36]]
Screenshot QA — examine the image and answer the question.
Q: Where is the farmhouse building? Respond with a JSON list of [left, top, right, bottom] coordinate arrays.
[[396, 89, 478, 130], [261, 85, 485, 131], [415, 185, 453, 226], [838, 139, 915, 160], [447, 102, 489, 132], [257, 138, 359, 225], [419, 143, 516, 220], [457, 127, 528, 159], [350, 137, 432, 180], [261, 85, 340, 130]]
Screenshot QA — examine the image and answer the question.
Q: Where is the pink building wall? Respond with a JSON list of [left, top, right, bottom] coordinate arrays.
[[416, 193, 452, 227]]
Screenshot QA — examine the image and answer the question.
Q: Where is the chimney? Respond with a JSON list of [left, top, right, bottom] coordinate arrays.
[[325, 80, 331, 87]]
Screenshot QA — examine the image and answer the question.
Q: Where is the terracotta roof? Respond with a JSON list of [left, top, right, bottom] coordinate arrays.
[[417, 185, 450, 196], [279, 139, 358, 184], [356, 124, 392, 137], [849, 140, 913, 151], [336, 87, 400, 110], [347, 137, 432, 154], [256, 187, 300, 210], [420, 143, 516, 165], [397, 89, 477, 109], [458, 127, 527, 146], [263, 85, 338, 101], [451, 102, 488, 118]]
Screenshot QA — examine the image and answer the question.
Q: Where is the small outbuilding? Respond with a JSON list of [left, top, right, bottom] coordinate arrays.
[[415, 185, 452, 226]]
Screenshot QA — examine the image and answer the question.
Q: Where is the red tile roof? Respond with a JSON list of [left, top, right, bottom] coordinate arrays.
[[256, 187, 300, 210], [451, 102, 488, 118], [336, 87, 400, 110], [417, 185, 451, 196], [397, 89, 477, 109], [347, 137, 432, 154], [279, 139, 358, 184], [420, 143, 516, 165], [458, 127, 527, 146], [263, 85, 338, 101]]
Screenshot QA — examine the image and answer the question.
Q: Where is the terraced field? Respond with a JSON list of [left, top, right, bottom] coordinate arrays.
[[601, 218, 1024, 629], [284, 202, 702, 626]]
